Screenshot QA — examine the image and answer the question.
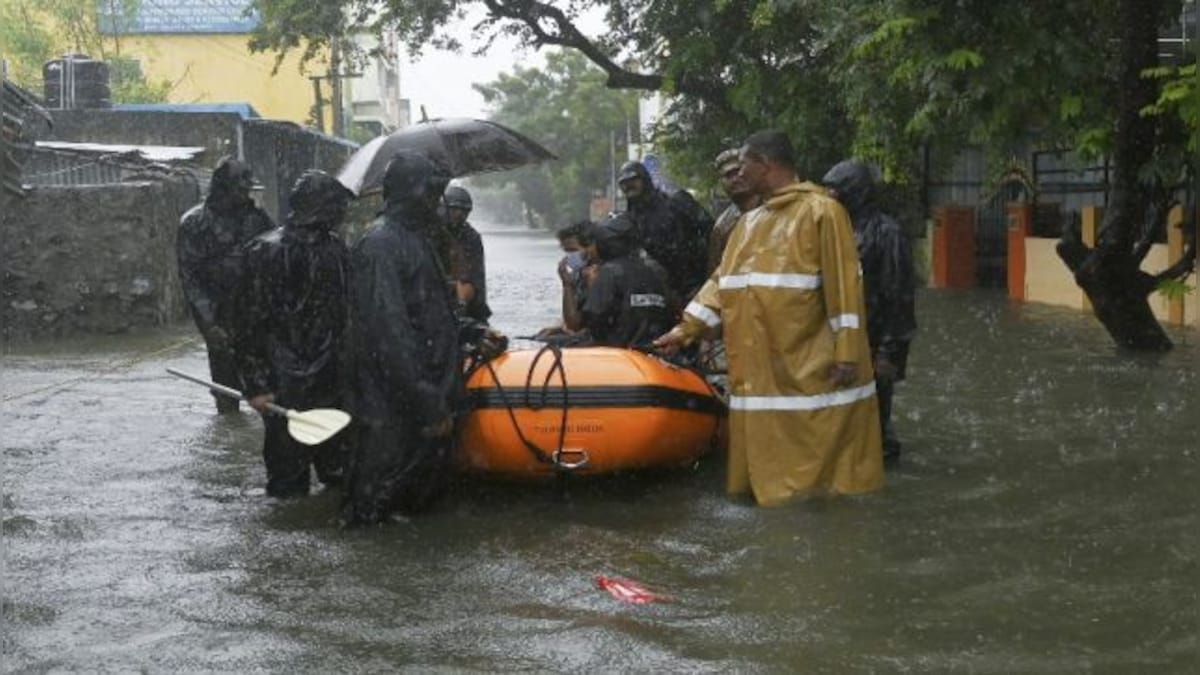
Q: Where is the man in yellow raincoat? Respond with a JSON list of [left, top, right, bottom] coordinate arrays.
[[654, 130, 883, 506]]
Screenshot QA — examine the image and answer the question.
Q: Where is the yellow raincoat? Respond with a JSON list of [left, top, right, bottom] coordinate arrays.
[[678, 181, 883, 505]]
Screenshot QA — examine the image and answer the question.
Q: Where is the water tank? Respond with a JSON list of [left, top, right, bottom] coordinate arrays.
[[43, 55, 111, 110]]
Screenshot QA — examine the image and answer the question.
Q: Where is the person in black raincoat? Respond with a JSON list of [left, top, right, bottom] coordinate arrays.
[[442, 185, 492, 323], [618, 161, 714, 302], [563, 213, 675, 349], [342, 150, 458, 526], [235, 170, 352, 498], [708, 148, 763, 276], [178, 157, 274, 413], [822, 159, 917, 465]]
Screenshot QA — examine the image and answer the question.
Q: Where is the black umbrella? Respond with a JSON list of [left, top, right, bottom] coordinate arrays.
[[337, 117, 557, 196]]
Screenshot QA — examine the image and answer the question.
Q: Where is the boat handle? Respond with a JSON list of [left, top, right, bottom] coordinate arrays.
[[553, 448, 590, 471]]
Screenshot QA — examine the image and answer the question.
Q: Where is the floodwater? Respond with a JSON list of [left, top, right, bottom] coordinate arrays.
[[3, 222, 1197, 672]]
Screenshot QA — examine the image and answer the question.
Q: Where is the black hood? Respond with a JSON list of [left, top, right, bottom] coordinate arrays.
[[618, 161, 655, 206], [206, 156, 255, 214], [382, 150, 450, 220], [821, 159, 876, 217], [593, 212, 639, 260], [287, 170, 354, 229]]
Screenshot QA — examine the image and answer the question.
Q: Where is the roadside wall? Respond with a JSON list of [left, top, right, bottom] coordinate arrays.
[[1, 178, 199, 342]]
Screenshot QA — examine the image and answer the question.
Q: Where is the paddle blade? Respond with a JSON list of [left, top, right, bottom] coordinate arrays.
[[285, 408, 352, 445]]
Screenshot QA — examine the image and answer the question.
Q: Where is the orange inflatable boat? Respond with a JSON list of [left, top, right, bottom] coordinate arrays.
[[458, 346, 724, 478]]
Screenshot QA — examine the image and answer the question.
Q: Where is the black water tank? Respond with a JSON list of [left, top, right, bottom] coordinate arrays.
[[43, 55, 111, 110]]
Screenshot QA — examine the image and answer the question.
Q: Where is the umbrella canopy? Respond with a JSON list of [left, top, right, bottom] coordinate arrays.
[[337, 117, 557, 196]]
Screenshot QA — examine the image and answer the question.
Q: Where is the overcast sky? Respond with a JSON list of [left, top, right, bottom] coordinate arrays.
[[400, 8, 605, 120]]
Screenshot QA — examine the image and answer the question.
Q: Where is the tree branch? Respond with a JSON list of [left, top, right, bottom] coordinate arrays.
[[481, 0, 724, 103]]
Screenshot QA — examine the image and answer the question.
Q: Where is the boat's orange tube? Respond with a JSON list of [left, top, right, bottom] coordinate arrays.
[[458, 346, 723, 478]]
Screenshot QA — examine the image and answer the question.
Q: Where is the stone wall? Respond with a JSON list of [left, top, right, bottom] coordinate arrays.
[[1, 177, 199, 342]]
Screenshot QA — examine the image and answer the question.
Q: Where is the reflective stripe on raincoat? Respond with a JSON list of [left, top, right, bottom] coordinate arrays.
[[678, 181, 883, 505]]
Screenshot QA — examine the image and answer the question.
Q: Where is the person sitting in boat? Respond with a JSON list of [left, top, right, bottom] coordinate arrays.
[[535, 220, 599, 343], [563, 213, 676, 349]]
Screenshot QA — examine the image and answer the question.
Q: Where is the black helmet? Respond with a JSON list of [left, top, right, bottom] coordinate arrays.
[[617, 160, 650, 184], [443, 185, 473, 211], [592, 212, 639, 260], [288, 170, 354, 227]]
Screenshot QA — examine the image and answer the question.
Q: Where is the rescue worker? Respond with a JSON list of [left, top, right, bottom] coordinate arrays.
[[442, 185, 491, 322], [342, 151, 458, 526], [654, 130, 884, 506], [822, 159, 917, 466], [707, 148, 763, 276], [618, 160, 714, 301], [235, 170, 352, 497], [178, 156, 274, 413], [563, 213, 675, 348]]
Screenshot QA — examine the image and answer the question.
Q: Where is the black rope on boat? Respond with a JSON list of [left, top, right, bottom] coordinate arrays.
[[481, 342, 574, 470]]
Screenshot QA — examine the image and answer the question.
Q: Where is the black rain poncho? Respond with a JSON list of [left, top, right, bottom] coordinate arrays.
[[343, 151, 458, 524], [235, 170, 352, 496], [820, 160, 917, 376], [581, 213, 675, 348], [621, 162, 714, 300], [177, 157, 274, 411]]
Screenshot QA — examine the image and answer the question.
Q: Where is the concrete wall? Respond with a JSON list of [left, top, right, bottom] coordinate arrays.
[[1023, 238, 1084, 309], [1, 179, 199, 342], [241, 120, 357, 223]]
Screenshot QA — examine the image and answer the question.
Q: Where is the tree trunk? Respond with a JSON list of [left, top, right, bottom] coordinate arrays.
[[1056, 0, 1172, 352]]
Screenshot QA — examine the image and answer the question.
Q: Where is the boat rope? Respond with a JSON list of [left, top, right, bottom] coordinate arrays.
[[480, 342, 574, 470], [2, 335, 198, 403]]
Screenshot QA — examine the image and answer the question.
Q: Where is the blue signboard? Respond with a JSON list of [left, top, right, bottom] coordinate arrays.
[[99, 0, 259, 35]]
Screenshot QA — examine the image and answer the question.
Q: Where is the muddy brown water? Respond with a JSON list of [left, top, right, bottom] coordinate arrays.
[[3, 223, 1197, 672]]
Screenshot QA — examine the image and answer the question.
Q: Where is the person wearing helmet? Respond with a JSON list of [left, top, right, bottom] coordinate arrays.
[[442, 185, 491, 322], [235, 170, 353, 498], [178, 156, 274, 413], [342, 150, 459, 526], [617, 160, 714, 302], [562, 213, 675, 349], [821, 159, 916, 467]]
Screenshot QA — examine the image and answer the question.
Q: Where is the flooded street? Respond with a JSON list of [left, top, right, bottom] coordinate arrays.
[[3, 222, 1197, 672]]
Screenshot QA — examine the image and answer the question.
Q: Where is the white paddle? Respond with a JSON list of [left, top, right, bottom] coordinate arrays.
[[166, 367, 351, 445]]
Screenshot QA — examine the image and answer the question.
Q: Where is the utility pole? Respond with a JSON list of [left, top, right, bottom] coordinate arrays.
[[309, 75, 326, 133], [330, 40, 345, 138]]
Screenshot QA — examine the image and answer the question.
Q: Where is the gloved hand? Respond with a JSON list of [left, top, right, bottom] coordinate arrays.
[[477, 328, 509, 360]]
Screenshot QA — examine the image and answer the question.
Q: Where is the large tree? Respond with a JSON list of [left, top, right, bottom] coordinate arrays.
[[251, 0, 1197, 350], [826, 0, 1196, 351], [471, 48, 638, 227]]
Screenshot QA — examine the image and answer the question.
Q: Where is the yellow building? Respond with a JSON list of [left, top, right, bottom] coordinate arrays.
[[104, 1, 327, 126]]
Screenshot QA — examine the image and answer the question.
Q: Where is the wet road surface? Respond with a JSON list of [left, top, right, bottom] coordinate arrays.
[[3, 223, 1197, 671]]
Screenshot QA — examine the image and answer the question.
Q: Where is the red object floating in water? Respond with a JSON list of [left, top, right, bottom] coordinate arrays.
[[595, 575, 670, 604]]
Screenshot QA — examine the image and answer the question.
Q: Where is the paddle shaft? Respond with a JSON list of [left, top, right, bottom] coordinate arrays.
[[165, 368, 288, 417]]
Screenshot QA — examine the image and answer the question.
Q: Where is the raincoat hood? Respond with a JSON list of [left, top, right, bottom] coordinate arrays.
[[593, 212, 639, 260], [618, 161, 655, 206], [206, 157, 256, 214], [382, 150, 450, 220], [288, 170, 354, 229], [821, 159, 875, 217]]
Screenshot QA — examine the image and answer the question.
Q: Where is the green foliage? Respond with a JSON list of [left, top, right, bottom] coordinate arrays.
[[1141, 64, 1199, 152], [0, 0, 172, 103], [472, 49, 639, 228], [1155, 277, 1195, 301]]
